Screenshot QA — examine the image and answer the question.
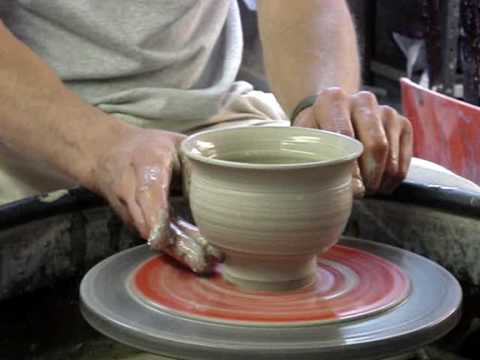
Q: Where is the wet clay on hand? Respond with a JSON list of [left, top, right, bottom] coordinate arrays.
[[148, 213, 223, 275]]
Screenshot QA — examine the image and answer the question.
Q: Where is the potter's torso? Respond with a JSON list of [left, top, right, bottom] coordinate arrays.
[[0, 0, 252, 132]]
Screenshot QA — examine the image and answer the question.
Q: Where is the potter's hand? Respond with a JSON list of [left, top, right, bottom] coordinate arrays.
[[94, 127, 221, 274], [293, 88, 413, 196], [167, 217, 224, 274]]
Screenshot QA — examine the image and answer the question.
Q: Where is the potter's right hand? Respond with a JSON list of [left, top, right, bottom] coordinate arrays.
[[95, 127, 183, 242], [94, 127, 222, 273]]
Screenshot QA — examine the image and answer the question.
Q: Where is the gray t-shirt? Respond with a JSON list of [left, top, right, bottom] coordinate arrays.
[[0, 0, 253, 132]]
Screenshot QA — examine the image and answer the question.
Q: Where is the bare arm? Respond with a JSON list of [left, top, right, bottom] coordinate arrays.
[[257, 1, 412, 195], [0, 21, 132, 191], [257, 0, 360, 115], [0, 22, 223, 272]]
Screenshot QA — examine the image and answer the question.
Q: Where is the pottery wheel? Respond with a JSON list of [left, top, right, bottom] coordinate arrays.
[[80, 237, 462, 360]]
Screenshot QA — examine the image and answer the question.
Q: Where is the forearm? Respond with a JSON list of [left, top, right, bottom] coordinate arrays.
[[0, 22, 132, 191], [257, 0, 361, 114]]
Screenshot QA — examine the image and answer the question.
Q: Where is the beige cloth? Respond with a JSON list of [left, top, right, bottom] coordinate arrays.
[[0, 91, 288, 205], [1, 1, 250, 133]]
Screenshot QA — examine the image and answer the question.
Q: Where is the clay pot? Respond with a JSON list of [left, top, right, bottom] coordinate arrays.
[[181, 126, 363, 291]]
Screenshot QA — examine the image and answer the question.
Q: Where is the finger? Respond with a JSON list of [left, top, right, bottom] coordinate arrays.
[[108, 172, 139, 229], [106, 193, 134, 228], [108, 164, 148, 237], [312, 87, 355, 137], [122, 165, 149, 238], [399, 117, 414, 182], [379, 106, 403, 194], [352, 163, 366, 198], [135, 160, 174, 249], [350, 92, 389, 194]]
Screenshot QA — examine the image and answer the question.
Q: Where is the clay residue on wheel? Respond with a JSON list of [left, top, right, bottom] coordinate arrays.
[[38, 189, 69, 203]]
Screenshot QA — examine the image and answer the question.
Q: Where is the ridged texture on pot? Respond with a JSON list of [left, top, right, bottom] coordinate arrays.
[[190, 162, 354, 256]]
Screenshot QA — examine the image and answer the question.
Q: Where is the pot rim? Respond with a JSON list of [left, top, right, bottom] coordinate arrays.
[[181, 126, 363, 170]]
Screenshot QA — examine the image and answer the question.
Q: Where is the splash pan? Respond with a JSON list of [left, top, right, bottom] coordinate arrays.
[[80, 237, 461, 360]]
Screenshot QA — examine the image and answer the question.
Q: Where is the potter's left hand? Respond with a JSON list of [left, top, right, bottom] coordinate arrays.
[[293, 88, 413, 196]]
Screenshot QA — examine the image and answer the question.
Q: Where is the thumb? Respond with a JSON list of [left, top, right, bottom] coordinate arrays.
[[352, 163, 366, 199], [135, 163, 174, 250], [147, 209, 173, 250]]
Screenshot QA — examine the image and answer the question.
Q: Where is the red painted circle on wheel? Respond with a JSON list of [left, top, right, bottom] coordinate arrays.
[[130, 245, 410, 325]]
